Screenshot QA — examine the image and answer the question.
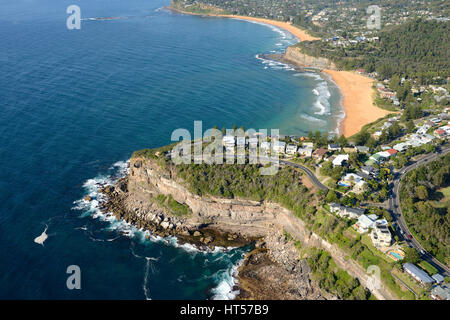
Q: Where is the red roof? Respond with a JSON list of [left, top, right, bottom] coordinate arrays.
[[386, 149, 398, 155], [435, 129, 445, 135]]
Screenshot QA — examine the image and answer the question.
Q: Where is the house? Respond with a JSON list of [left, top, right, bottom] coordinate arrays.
[[297, 147, 312, 157], [355, 146, 369, 153], [417, 125, 430, 135], [248, 137, 258, 148], [260, 141, 270, 152], [353, 180, 367, 192], [354, 214, 376, 233], [403, 263, 435, 285], [329, 203, 365, 219], [343, 147, 356, 153], [386, 149, 398, 156], [369, 153, 383, 163], [434, 128, 446, 139], [328, 143, 341, 151], [332, 154, 349, 166], [285, 144, 298, 155], [223, 135, 235, 147], [273, 141, 286, 154], [432, 274, 445, 284], [302, 142, 314, 149], [312, 148, 328, 160], [339, 173, 365, 187], [370, 221, 392, 247], [393, 142, 410, 152], [431, 283, 450, 300], [236, 137, 246, 147], [361, 165, 379, 177]]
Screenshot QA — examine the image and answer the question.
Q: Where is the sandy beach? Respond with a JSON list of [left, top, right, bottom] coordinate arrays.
[[213, 14, 320, 42], [322, 70, 391, 137], [171, 6, 389, 137]]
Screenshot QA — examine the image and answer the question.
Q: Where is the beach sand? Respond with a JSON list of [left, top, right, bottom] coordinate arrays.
[[322, 70, 391, 137], [213, 14, 320, 42], [171, 7, 389, 137]]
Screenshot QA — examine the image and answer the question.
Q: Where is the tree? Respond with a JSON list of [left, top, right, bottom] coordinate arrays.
[[406, 120, 415, 133], [403, 247, 420, 264], [415, 185, 428, 200], [325, 190, 339, 203]]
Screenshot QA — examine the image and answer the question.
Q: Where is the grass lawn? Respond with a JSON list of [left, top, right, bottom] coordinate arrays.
[[418, 260, 438, 276], [391, 269, 427, 298], [430, 186, 450, 208], [361, 234, 393, 264]]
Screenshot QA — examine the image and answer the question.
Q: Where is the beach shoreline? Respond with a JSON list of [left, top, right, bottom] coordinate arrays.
[[168, 5, 389, 137], [322, 69, 391, 137]]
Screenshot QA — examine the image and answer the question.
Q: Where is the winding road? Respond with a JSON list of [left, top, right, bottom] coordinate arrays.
[[280, 159, 328, 191], [389, 145, 450, 276]]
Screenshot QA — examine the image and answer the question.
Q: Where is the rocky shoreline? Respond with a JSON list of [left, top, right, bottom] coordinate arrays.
[[91, 159, 327, 300]]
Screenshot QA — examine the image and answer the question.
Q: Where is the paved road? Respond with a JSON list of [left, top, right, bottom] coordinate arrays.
[[280, 159, 328, 191], [389, 145, 450, 276]]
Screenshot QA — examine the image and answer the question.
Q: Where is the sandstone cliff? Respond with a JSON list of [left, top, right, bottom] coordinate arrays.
[[283, 46, 337, 70], [103, 155, 396, 300]]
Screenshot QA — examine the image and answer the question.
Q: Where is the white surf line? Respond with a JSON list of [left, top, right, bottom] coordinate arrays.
[[34, 225, 48, 246], [143, 256, 160, 300]]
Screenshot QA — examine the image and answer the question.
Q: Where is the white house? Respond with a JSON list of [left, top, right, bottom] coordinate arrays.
[[298, 147, 313, 157], [285, 144, 298, 155], [223, 135, 235, 147], [273, 141, 286, 154], [328, 143, 341, 151], [236, 137, 246, 147], [354, 214, 377, 233], [260, 141, 270, 152], [370, 221, 392, 247], [332, 154, 349, 166]]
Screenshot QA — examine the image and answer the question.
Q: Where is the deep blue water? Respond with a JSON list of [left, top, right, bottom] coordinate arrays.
[[0, 0, 342, 299]]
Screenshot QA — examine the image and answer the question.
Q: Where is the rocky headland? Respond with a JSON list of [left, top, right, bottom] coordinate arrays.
[[95, 152, 395, 300]]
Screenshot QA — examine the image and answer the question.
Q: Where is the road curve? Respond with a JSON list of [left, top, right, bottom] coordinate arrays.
[[280, 159, 328, 191], [390, 145, 450, 276]]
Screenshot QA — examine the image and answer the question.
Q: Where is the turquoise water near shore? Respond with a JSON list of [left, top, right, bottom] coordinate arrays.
[[0, 0, 342, 299]]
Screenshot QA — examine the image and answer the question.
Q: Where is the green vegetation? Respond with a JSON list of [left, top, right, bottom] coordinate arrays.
[[418, 260, 438, 276], [152, 194, 191, 217], [307, 248, 371, 300], [298, 19, 449, 83], [400, 153, 450, 265]]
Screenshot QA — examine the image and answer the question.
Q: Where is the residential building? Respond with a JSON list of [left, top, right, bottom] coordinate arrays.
[[328, 143, 341, 151], [273, 141, 286, 154], [297, 147, 312, 157], [431, 283, 450, 300], [285, 144, 298, 155], [312, 148, 328, 160], [354, 214, 376, 233], [361, 165, 379, 177], [432, 274, 445, 284], [370, 221, 392, 247], [332, 154, 349, 166], [355, 146, 369, 153], [223, 135, 235, 147], [403, 263, 435, 285], [329, 203, 365, 219], [236, 137, 246, 147]]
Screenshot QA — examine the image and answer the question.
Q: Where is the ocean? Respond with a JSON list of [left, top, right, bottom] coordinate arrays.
[[0, 0, 343, 299]]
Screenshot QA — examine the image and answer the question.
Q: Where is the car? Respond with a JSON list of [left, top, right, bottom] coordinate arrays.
[[407, 234, 413, 240], [420, 249, 425, 255]]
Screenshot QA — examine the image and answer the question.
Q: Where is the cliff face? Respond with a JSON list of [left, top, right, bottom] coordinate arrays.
[[110, 156, 396, 300], [124, 156, 281, 237], [284, 46, 337, 70]]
